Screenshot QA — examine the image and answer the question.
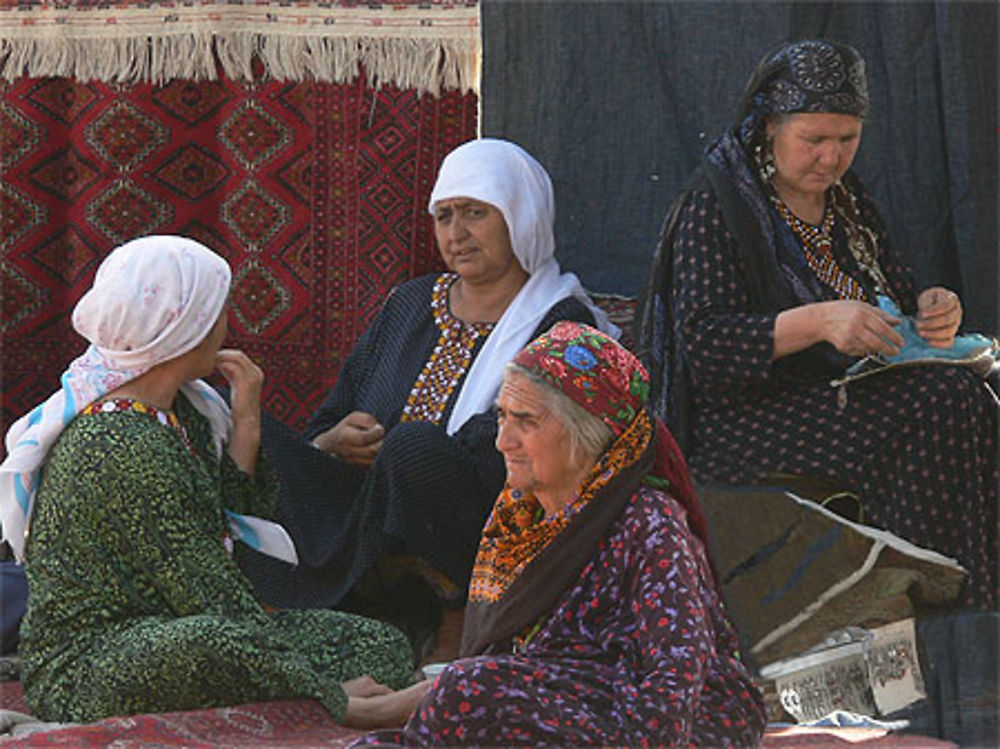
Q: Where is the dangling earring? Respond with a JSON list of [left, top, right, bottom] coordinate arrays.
[[755, 140, 776, 184]]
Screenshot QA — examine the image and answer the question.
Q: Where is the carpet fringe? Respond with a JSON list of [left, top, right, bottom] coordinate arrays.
[[0, 4, 480, 94]]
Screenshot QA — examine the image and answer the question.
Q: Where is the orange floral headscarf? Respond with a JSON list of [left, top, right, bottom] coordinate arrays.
[[467, 322, 706, 611]]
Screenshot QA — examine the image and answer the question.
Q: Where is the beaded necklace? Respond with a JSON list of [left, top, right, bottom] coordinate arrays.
[[400, 274, 495, 425], [773, 198, 866, 301], [81, 398, 196, 455], [835, 185, 893, 297], [80, 397, 236, 554]]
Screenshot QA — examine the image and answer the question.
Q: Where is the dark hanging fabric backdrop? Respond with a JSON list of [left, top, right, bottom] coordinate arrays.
[[481, 0, 998, 336]]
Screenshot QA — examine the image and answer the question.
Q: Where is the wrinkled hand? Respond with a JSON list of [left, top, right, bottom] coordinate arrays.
[[916, 286, 962, 349], [820, 299, 904, 357], [343, 679, 432, 730], [215, 349, 264, 424], [313, 411, 385, 467]]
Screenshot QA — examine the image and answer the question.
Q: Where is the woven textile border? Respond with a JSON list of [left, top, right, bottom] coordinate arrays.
[[0, 1, 480, 94]]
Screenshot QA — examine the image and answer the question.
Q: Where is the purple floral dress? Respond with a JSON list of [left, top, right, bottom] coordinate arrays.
[[354, 487, 766, 747]]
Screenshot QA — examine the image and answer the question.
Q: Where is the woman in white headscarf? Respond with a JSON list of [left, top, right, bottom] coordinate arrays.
[[0, 236, 425, 725], [240, 139, 616, 659]]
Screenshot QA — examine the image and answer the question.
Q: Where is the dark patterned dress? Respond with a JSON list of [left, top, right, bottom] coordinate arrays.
[[672, 187, 999, 609], [354, 487, 765, 747], [238, 273, 596, 615], [19, 395, 414, 723]]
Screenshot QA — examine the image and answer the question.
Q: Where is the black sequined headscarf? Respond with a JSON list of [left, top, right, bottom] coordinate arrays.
[[720, 39, 889, 311], [636, 40, 881, 441], [736, 39, 869, 148]]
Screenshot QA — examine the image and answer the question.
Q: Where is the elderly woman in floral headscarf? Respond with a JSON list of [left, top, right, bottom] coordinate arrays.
[[353, 321, 766, 747], [637, 39, 998, 609], [0, 236, 425, 725]]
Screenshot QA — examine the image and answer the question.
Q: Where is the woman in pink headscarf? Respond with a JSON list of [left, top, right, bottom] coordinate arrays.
[[1, 235, 424, 725]]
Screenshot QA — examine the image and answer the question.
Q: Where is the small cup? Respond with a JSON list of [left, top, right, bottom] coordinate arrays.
[[421, 662, 449, 680]]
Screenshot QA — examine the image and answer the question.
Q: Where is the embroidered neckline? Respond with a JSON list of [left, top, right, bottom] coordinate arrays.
[[400, 274, 495, 425], [773, 198, 866, 300], [434, 273, 496, 334], [81, 398, 196, 454]]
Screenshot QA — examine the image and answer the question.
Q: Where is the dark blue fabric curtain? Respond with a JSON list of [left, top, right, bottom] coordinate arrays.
[[482, 1, 998, 335]]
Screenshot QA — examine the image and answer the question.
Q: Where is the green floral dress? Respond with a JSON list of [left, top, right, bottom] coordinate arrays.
[[19, 394, 414, 723]]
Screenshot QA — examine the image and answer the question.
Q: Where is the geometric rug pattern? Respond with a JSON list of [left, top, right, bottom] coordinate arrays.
[[0, 73, 477, 442]]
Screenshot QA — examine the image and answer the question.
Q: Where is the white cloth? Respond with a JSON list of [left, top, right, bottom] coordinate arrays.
[[0, 235, 294, 565], [429, 138, 620, 434]]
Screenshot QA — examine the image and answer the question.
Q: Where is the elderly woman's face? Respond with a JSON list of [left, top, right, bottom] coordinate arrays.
[[433, 197, 521, 286], [496, 373, 592, 516], [767, 113, 862, 198]]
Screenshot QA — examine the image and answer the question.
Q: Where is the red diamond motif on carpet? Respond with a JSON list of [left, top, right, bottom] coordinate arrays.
[[1, 72, 477, 442]]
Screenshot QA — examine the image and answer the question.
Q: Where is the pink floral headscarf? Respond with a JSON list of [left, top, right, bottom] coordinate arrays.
[[0, 236, 231, 561]]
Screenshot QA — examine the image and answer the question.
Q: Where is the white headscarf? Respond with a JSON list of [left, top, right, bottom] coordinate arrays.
[[0, 236, 290, 564], [428, 138, 619, 435]]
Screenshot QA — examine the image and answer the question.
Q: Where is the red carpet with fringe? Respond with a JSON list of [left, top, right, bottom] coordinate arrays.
[[0, 73, 476, 441]]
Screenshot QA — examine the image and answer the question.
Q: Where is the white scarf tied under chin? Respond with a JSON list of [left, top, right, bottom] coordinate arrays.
[[428, 138, 620, 434], [0, 235, 295, 565]]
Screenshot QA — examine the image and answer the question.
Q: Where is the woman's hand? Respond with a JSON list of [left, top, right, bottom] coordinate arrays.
[[342, 675, 393, 699], [916, 286, 962, 348], [216, 349, 264, 422], [216, 348, 264, 475], [312, 411, 385, 467], [342, 678, 432, 729], [818, 299, 904, 357], [774, 300, 904, 360]]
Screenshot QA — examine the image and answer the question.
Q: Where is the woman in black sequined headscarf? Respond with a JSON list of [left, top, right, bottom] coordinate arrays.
[[637, 39, 998, 610]]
